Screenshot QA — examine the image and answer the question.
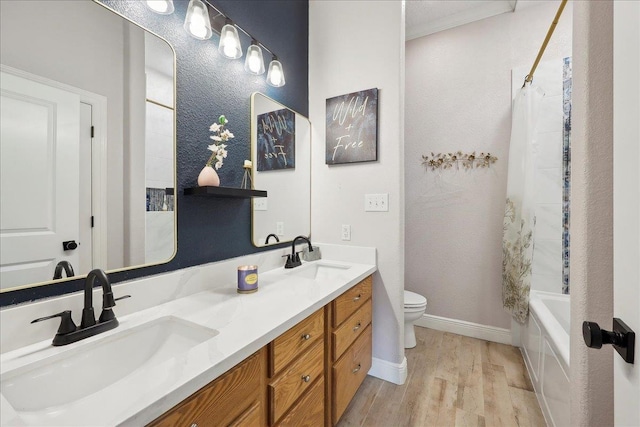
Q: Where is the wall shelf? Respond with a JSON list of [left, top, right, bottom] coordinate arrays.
[[183, 186, 267, 198]]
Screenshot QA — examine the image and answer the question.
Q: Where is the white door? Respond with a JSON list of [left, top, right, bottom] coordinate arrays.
[[613, 1, 640, 425], [0, 71, 80, 289]]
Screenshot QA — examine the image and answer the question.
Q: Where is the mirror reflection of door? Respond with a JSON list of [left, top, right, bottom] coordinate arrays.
[[0, 0, 177, 292], [0, 71, 88, 289]]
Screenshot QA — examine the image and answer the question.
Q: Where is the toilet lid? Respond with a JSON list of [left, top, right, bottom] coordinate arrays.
[[404, 290, 427, 307]]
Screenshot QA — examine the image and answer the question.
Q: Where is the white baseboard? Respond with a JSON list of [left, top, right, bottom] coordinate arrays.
[[367, 356, 407, 385], [414, 314, 512, 345]]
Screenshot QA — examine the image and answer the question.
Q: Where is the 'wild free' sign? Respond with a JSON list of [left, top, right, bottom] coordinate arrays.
[[325, 88, 378, 165]]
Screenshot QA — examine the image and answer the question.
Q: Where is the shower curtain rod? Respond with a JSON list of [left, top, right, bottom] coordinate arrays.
[[523, 0, 568, 86]]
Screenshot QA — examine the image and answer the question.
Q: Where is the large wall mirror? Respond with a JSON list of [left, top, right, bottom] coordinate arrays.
[[0, 0, 177, 291], [251, 93, 311, 247]]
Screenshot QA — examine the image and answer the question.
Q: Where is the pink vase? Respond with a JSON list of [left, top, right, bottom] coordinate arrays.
[[198, 165, 220, 187]]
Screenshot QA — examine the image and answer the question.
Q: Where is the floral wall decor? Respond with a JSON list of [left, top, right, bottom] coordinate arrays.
[[421, 151, 498, 171]]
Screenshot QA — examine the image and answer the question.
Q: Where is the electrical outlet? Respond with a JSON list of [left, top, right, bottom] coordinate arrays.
[[365, 193, 389, 212], [253, 198, 268, 211], [276, 221, 284, 236], [341, 224, 351, 241]]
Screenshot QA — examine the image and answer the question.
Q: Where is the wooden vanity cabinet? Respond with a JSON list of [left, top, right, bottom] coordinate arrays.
[[148, 275, 373, 427], [148, 348, 267, 427]]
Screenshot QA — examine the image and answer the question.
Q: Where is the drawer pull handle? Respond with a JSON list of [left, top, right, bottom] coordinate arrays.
[[352, 363, 362, 374], [190, 424, 198, 427], [301, 333, 311, 340], [302, 375, 311, 382], [353, 322, 362, 332], [353, 294, 362, 302]]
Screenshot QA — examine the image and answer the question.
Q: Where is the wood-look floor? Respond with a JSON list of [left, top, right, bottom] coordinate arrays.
[[337, 327, 545, 427]]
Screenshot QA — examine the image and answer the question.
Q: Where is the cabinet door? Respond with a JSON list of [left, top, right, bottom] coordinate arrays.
[[332, 325, 372, 425], [149, 350, 265, 427]]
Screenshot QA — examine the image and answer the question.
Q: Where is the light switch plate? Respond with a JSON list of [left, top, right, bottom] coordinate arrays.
[[365, 193, 389, 211]]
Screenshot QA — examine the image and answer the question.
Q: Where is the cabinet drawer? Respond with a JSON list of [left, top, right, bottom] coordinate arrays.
[[230, 401, 262, 427], [275, 377, 324, 427], [270, 308, 324, 377], [332, 276, 372, 327], [332, 298, 372, 359], [269, 340, 324, 424], [149, 350, 264, 427], [332, 325, 372, 425]]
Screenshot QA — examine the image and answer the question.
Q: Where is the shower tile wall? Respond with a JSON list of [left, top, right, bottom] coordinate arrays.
[[513, 59, 566, 294]]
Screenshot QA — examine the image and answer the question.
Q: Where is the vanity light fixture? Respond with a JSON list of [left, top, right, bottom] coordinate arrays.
[[266, 56, 285, 87], [146, 0, 285, 86], [219, 19, 243, 59], [244, 40, 265, 75], [145, 0, 174, 15], [184, 0, 212, 40]]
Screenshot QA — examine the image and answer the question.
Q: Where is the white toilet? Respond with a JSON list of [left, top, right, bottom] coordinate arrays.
[[404, 290, 427, 349]]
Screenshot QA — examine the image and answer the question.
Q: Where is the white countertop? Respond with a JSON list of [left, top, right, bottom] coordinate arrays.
[[0, 247, 376, 426]]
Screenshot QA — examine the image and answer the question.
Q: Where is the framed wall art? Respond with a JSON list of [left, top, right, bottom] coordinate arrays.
[[325, 88, 378, 165], [257, 108, 295, 171]]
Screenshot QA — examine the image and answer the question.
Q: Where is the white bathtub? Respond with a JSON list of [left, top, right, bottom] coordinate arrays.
[[521, 290, 570, 427]]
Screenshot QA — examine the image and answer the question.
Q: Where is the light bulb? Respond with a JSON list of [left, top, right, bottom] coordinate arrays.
[[146, 0, 174, 14], [218, 23, 242, 59], [183, 0, 212, 40], [270, 69, 282, 85], [267, 58, 285, 87], [189, 15, 207, 39], [244, 42, 265, 75], [248, 52, 261, 73], [223, 35, 237, 58]]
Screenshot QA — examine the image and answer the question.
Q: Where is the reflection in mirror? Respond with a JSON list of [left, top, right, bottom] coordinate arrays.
[[251, 93, 310, 247], [0, 1, 176, 291]]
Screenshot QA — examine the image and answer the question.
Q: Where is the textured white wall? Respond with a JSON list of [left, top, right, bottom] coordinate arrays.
[[309, 1, 406, 369], [405, 2, 572, 329], [570, 1, 614, 425]]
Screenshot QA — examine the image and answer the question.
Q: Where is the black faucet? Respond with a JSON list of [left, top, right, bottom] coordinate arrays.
[[265, 233, 280, 244], [52, 260, 75, 280], [284, 236, 313, 269], [31, 269, 130, 346]]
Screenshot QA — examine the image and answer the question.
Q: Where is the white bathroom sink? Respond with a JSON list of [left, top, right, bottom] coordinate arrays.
[[287, 262, 352, 280], [1, 316, 218, 414]]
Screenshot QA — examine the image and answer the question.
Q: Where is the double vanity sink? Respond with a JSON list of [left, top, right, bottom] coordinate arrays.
[[0, 255, 376, 426]]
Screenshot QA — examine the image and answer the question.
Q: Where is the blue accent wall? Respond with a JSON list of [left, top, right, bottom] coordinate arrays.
[[1, 0, 308, 306]]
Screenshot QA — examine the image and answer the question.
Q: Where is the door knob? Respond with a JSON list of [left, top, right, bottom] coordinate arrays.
[[582, 318, 635, 364], [62, 240, 78, 251]]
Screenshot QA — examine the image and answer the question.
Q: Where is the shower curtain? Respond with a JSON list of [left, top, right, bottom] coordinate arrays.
[[502, 82, 544, 323]]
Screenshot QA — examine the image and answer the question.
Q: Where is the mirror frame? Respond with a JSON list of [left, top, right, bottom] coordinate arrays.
[[250, 92, 311, 248], [0, 0, 178, 293]]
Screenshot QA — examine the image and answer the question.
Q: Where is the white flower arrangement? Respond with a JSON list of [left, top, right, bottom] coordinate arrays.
[[206, 115, 234, 170]]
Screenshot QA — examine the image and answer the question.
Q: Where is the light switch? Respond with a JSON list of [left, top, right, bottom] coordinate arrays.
[[365, 193, 389, 212]]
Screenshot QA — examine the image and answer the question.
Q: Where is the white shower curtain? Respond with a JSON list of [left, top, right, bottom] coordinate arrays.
[[502, 82, 544, 324]]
